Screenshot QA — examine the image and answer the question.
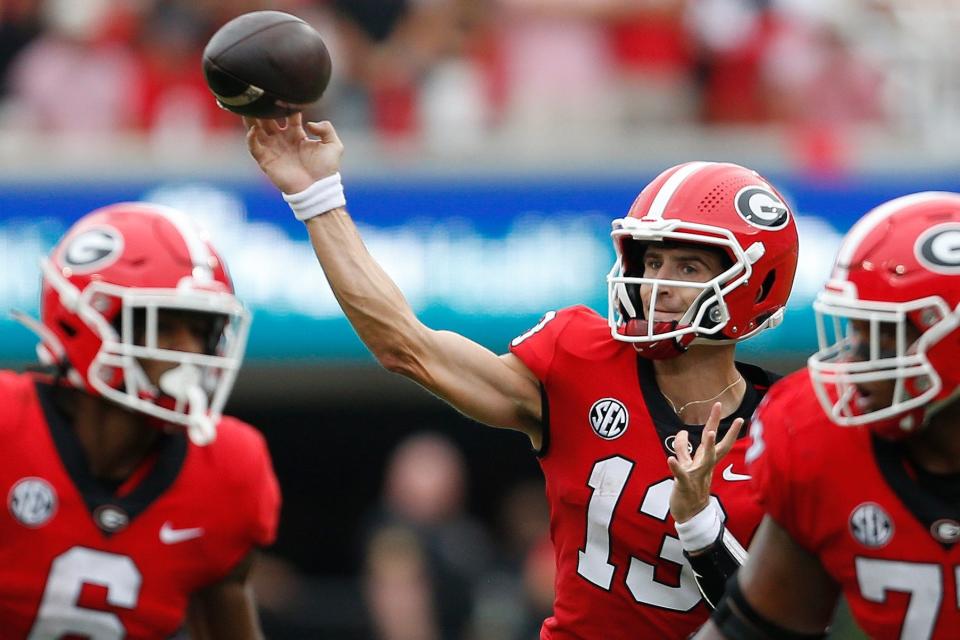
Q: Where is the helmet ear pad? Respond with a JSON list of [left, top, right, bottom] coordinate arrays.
[[41, 280, 126, 393], [907, 307, 960, 404]]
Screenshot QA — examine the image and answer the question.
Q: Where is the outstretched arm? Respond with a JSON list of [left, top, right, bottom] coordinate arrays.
[[244, 115, 542, 444], [693, 515, 840, 639]]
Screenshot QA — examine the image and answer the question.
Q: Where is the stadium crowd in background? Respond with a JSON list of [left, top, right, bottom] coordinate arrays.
[[0, 0, 900, 147]]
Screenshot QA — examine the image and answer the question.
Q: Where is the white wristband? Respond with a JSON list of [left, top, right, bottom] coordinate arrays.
[[675, 500, 724, 553], [282, 173, 346, 221]]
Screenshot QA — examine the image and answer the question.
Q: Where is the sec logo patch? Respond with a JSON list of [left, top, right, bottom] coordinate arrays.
[[588, 398, 629, 440], [849, 502, 893, 548], [9, 477, 57, 528]]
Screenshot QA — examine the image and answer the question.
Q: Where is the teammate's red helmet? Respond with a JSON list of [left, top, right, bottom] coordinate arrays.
[[808, 192, 960, 438], [24, 202, 250, 445], [607, 162, 799, 358]]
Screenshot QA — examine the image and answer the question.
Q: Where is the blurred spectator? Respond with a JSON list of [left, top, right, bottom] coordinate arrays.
[[0, 0, 43, 99], [497, 479, 550, 566], [606, 0, 697, 126], [362, 432, 494, 640], [130, 2, 231, 139], [684, 0, 777, 123], [763, 13, 882, 126], [491, 0, 622, 139], [517, 536, 556, 640], [365, 526, 442, 640], [469, 480, 552, 640], [3, 0, 141, 132], [0, 0, 941, 144], [331, 0, 479, 142], [763, 2, 884, 175]]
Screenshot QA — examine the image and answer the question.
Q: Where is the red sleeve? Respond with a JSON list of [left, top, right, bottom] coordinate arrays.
[[246, 429, 281, 548], [745, 380, 802, 538], [508, 307, 583, 382], [0, 372, 31, 436], [214, 419, 281, 552]]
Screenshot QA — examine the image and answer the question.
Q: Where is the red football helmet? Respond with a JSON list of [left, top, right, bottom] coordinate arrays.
[[808, 192, 960, 438], [18, 202, 250, 445], [607, 162, 799, 358]]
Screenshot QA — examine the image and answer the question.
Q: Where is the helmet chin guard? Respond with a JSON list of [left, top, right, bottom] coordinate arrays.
[[619, 320, 696, 359], [808, 287, 955, 439]]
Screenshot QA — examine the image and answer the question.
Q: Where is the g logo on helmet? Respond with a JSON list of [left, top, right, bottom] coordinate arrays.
[[62, 227, 124, 273], [734, 186, 790, 230], [916, 223, 960, 274]]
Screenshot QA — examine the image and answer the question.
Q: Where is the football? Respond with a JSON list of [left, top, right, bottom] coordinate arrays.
[[202, 11, 332, 118]]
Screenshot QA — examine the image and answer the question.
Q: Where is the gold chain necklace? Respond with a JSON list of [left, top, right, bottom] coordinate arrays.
[[663, 375, 744, 417]]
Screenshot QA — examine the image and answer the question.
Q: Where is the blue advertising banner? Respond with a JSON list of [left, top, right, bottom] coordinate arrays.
[[2, 173, 958, 365]]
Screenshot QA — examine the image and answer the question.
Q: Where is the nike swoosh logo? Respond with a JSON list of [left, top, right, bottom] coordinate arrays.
[[159, 522, 204, 544], [722, 464, 751, 482]]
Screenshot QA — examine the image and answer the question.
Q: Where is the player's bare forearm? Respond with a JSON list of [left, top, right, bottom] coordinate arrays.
[[698, 516, 839, 639], [304, 207, 542, 437], [738, 517, 840, 633], [188, 554, 264, 640], [303, 208, 424, 364]]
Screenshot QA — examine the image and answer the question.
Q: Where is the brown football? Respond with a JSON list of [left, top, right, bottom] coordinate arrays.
[[202, 11, 332, 118]]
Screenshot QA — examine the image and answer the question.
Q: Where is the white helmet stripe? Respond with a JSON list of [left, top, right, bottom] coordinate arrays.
[[644, 162, 713, 220], [154, 205, 212, 276], [835, 192, 950, 278]]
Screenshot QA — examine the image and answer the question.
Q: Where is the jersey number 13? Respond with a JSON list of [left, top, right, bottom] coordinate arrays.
[[577, 455, 715, 611]]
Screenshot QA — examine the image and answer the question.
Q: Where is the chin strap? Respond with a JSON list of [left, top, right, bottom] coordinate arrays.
[[10, 309, 87, 388], [158, 364, 217, 446], [185, 388, 215, 446], [620, 319, 696, 359]]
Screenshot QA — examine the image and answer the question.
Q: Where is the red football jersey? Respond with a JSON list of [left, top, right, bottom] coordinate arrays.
[[749, 370, 960, 640], [0, 371, 281, 639], [510, 306, 770, 639]]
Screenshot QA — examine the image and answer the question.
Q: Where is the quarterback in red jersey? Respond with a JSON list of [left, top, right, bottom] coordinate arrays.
[[243, 114, 798, 638], [696, 193, 960, 640], [0, 204, 280, 639]]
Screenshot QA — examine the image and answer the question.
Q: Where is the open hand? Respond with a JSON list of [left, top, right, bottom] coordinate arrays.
[[667, 402, 744, 524], [244, 113, 343, 194]]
